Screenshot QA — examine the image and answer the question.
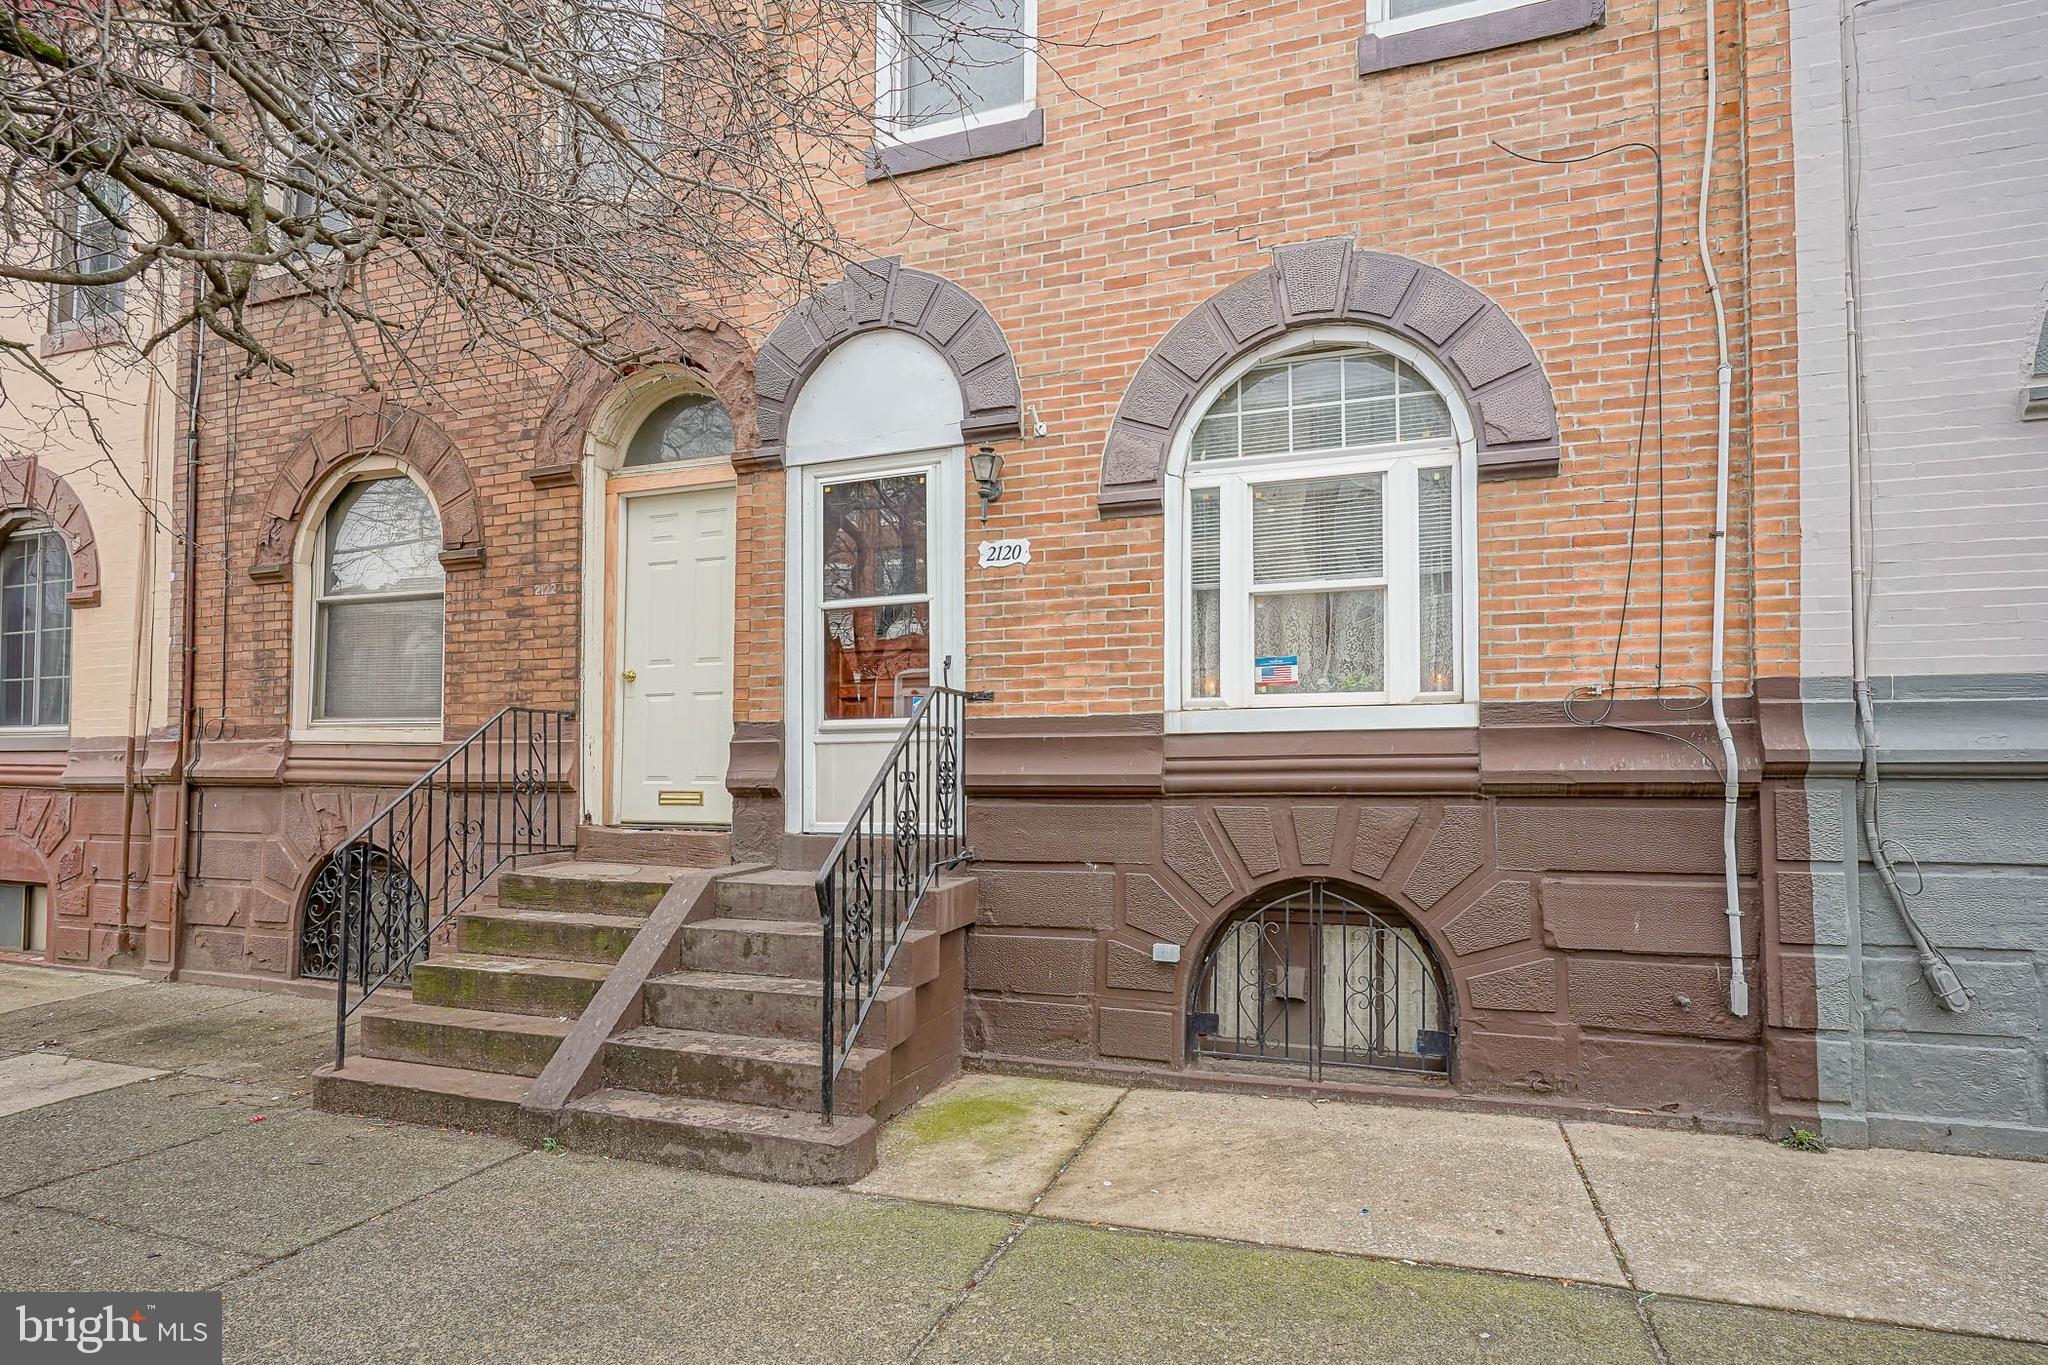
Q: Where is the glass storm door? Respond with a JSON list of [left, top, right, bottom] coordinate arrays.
[[801, 455, 962, 831]]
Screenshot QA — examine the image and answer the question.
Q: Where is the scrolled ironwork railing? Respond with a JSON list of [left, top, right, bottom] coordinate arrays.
[[1189, 879, 1453, 1079], [307, 705, 575, 1066], [814, 685, 986, 1120]]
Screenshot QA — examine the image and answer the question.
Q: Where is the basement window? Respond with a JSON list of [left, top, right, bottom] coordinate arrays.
[[0, 883, 48, 955]]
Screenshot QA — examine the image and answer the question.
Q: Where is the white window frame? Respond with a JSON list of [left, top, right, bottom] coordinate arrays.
[[0, 519, 73, 737], [874, 0, 1038, 148], [290, 457, 445, 744], [1163, 326, 1480, 735], [1364, 0, 1547, 39]]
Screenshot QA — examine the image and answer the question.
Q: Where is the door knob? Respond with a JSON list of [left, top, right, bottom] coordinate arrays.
[[621, 669, 637, 683]]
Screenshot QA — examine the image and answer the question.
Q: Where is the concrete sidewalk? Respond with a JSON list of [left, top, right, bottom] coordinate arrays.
[[858, 1071, 2048, 1343], [2, 963, 2043, 1364]]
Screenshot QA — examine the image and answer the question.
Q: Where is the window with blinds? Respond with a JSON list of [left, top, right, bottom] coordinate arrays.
[[313, 477, 444, 723], [1181, 342, 1463, 711]]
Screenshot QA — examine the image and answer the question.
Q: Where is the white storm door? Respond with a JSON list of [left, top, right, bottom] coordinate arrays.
[[801, 456, 962, 832], [617, 486, 736, 824]]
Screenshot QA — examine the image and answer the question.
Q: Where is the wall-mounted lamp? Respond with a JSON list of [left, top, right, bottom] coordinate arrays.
[[971, 446, 1005, 522]]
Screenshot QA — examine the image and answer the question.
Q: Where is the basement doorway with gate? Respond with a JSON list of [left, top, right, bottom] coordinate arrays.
[[1188, 879, 1453, 1080]]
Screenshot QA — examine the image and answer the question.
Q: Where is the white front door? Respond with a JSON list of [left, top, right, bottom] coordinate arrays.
[[796, 453, 964, 832], [616, 485, 735, 824]]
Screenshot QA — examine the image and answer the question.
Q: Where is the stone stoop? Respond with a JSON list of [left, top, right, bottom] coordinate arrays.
[[314, 856, 975, 1187], [557, 867, 974, 1184], [313, 860, 678, 1135]]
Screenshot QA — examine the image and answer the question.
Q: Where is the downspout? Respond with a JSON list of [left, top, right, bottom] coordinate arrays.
[[1698, 0, 1748, 1017], [168, 58, 212, 978], [1838, 0, 1969, 1012], [115, 291, 164, 956], [169, 311, 203, 979]]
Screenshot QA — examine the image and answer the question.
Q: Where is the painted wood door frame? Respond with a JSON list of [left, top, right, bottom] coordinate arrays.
[[784, 445, 966, 834]]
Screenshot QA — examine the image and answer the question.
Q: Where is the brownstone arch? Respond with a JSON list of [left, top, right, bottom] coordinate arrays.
[[248, 406, 483, 581], [1098, 238, 1563, 514], [751, 257, 1025, 465], [528, 314, 759, 487], [0, 457, 102, 606]]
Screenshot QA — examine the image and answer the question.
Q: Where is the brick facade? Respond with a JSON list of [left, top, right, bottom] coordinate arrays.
[[103, 0, 1826, 1133]]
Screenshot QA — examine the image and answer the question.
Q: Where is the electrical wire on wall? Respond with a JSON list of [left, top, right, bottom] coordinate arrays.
[[1839, 0, 1970, 1013], [1494, 0, 1750, 1015], [1488, 134, 1722, 773]]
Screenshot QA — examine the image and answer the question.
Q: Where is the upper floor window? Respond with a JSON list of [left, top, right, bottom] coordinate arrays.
[[1181, 342, 1469, 716], [878, 0, 1034, 140], [1358, 0, 1606, 75], [0, 523, 72, 730], [312, 476, 444, 724], [52, 178, 126, 327], [567, 0, 666, 196], [622, 393, 736, 467]]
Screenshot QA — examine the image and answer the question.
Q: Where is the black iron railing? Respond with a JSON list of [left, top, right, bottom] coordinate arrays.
[[307, 706, 576, 1065], [815, 685, 987, 1120], [1189, 879, 1453, 1078]]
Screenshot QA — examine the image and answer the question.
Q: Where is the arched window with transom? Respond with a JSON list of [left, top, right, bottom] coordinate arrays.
[[310, 475, 445, 725], [1175, 331, 1475, 723], [622, 393, 737, 468], [0, 520, 72, 731]]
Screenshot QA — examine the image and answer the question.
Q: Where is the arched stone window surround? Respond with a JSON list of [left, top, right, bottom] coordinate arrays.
[[286, 455, 448, 740], [752, 258, 1024, 466], [249, 406, 482, 582], [0, 457, 101, 607], [529, 315, 758, 486], [1101, 239, 1562, 514]]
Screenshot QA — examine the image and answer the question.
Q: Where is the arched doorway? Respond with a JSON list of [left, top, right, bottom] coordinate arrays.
[[1189, 879, 1453, 1079]]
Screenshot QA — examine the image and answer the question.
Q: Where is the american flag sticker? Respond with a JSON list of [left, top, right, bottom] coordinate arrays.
[[1255, 656, 1300, 686]]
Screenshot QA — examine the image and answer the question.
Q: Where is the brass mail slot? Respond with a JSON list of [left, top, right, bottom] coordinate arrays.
[[658, 789, 705, 807]]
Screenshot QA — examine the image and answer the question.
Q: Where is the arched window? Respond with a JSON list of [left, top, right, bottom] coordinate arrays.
[[312, 476, 444, 723], [1190, 881, 1452, 1078], [622, 392, 736, 467], [0, 522, 72, 730], [1180, 338, 1468, 714]]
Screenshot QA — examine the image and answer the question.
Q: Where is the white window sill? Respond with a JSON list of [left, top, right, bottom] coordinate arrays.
[[290, 723, 444, 746], [0, 727, 69, 751], [1167, 702, 1477, 735]]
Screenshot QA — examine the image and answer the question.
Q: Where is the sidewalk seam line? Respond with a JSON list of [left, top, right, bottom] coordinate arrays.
[[1560, 1120, 1671, 1365], [905, 1087, 1131, 1361], [200, 1147, 532, 1291]]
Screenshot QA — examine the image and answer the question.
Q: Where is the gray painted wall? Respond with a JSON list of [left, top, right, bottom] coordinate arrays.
[[1790, 0, 2048, 1156]]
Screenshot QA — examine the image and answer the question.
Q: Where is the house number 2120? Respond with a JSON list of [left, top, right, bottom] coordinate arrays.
[[978, 539, 1032, 569]]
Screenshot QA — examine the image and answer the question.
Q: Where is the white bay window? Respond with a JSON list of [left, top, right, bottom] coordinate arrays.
[[1178, 341, 1472, 724]]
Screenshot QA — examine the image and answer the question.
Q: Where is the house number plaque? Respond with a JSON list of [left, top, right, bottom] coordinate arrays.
[[977, 538, 1031, 569]]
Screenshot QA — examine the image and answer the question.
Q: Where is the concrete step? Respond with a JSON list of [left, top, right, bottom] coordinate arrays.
[[602, 1025, 887, 1113], [714, 868, 820, 922], [457, 905, 643, 964], [496, 862, 677, 916], [360, 1000, 574, 1078], [411, 953, 610, 1018], [576, 825, 730, 868], [644, 969, 914, 1046], [557, 1088, 878, 1184], [677, 917, 941, 986], [314, 1055, 538, 1140]]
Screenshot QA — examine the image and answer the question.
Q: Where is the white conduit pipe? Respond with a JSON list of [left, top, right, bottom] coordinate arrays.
[[1697, 0, 1748, 1017]]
